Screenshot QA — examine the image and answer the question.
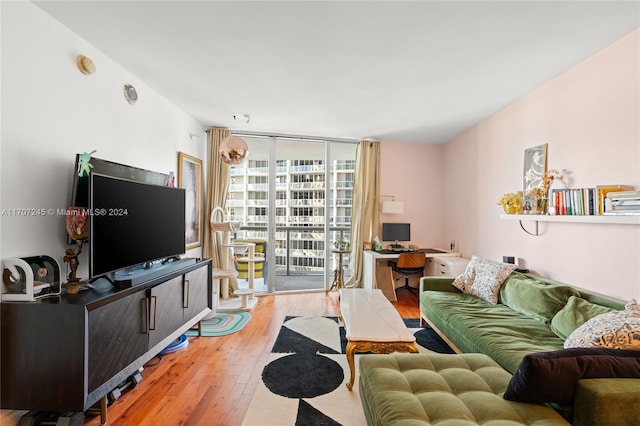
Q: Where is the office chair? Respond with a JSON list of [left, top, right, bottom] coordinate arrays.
[[388, 252, 426, 296]]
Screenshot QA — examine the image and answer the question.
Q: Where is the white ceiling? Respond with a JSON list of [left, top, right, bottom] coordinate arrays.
[[34, 1, 639, 144]]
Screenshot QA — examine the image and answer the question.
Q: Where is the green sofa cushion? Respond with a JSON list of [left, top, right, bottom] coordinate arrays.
[[358, 353, 569, 425], [421, 291, 564, 373], [499, 272, 579, 324], [574, 379, 640, 426], [550, 296, 615, 340]]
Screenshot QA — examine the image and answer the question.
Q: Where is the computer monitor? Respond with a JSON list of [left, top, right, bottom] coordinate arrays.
[[382, 223, 410, 246]]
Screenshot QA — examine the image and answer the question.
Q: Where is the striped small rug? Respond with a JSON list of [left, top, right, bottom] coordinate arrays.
[[187, 311, 251, 337]]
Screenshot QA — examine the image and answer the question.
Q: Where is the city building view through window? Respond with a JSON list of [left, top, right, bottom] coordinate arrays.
[[226, 136, 356, 293]]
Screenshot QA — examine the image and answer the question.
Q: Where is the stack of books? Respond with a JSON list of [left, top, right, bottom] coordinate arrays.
[[549, 184, 635, 216], [604, 191, 640, 215]]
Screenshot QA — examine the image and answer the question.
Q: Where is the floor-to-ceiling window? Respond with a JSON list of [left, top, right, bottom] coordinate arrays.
[[226, 135, 356, 294]]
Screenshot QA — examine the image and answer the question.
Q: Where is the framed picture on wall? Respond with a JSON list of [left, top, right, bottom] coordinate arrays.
[[178, 152, 203, 249], [523, 143, 548, 194]]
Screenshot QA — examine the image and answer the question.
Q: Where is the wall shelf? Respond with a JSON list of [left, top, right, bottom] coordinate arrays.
[[500, 214, 640, 225]]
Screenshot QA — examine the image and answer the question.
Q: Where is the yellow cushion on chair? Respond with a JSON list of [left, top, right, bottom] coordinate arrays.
[[237, 255, 265, 278], [233, 240, 267, 279]]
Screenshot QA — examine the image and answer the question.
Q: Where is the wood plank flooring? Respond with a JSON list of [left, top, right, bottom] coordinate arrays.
[[2, 290, 420, 426]]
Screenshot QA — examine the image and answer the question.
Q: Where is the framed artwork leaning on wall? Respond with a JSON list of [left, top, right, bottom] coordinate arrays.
[[178, 152, 203, 249]]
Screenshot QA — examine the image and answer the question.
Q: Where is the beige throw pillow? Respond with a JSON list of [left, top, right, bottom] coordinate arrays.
[[451, 255, 516, 304]]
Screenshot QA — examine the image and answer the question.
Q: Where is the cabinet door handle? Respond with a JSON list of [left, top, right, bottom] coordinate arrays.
[[149, 296, 158, 331], [184, 279, 190, 309], [142, 298, 149, 334]]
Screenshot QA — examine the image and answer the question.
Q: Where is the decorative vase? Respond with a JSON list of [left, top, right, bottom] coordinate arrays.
[[534, 196, 548, 215]]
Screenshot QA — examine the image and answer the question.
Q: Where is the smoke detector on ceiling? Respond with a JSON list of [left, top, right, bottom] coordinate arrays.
[[233, 113, 250, 124]]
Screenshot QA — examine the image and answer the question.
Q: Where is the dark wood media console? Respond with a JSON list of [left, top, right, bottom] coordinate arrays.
[[0, 258, 212, 422]]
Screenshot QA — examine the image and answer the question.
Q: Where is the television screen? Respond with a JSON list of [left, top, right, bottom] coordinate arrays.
[[90, 174, 186, 278], [69, 154, 171, 245], [382, 223, 411, 242]]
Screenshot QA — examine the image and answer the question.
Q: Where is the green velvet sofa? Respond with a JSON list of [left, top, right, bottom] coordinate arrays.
[[421, 273, 639, 424], [357, 272, 640, 425]]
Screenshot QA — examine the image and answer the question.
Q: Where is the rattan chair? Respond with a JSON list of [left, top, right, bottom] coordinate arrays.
[[388, 252, 426, 296]]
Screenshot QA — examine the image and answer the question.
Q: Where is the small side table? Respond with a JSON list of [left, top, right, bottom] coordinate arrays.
[[327, 249, 350, 292]]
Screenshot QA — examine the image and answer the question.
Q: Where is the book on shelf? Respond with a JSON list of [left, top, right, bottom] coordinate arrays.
[[603, 210, 640, 216], [609, 190, 640, 200], [596, 185, 634, 215], [608, 196, 640, 214], [550, 188, 594, 216]]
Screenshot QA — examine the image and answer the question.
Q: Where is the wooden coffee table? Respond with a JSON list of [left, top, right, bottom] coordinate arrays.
[[339, 288, 418, 390]]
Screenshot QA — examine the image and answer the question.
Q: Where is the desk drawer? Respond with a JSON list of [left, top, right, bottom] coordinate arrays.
[[433, 257, 469, 277]]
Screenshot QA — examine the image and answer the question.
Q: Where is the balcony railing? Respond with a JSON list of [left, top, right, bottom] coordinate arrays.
[[246, 167, 268, 174], [289, 165, 326, 173], [333, 163, 356, 171], [247, 183, 268, 190], [289, 182, 325, 190], [235, 225, 350, 277], [288, 199, 325, 207]]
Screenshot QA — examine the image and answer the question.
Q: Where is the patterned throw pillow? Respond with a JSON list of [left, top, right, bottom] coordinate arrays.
[[451, 258, 476, 293], [451, 255, 516, 304], [564, 299, 640, 349]]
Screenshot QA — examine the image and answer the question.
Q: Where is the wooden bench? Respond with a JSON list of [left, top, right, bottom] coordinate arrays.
[[339, 288, 418, 390]]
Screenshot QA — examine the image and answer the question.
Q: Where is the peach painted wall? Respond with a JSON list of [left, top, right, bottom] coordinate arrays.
[[442, 29, 640, 299], [379, 142, 445, 249]]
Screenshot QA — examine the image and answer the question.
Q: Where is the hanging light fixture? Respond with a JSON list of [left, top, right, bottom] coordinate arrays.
[[219, 135, 249, 165]]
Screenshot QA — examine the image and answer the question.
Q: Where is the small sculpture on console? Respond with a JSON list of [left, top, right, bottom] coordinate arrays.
[[63, 207, 89, 294], [63, 246, 81, 282]]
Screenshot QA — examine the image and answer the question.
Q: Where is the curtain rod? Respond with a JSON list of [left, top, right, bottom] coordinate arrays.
[[205, 129, 360, 144]]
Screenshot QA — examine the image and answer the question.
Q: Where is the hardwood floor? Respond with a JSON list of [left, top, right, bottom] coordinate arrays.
[[0, 290, 419, 425], [80, 290, 420, 426]]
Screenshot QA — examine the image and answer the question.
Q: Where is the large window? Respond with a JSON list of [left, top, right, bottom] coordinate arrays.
[[226, 136, 356, 293]]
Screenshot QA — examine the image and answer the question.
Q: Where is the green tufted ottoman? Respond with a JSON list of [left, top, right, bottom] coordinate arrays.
[[358, 353, 569, 425]]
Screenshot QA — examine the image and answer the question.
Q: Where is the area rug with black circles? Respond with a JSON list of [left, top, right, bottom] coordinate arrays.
[[241, 315, 454, 426]]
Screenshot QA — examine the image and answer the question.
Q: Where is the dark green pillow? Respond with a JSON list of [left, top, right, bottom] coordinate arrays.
[[503, 348, 640, 404], [551, 296, 615, 340], [499, 273, 579, 324]]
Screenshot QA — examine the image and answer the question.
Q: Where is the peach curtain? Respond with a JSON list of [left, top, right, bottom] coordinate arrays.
[[345, 140, 380, 288], [203, 127, 238, 296]]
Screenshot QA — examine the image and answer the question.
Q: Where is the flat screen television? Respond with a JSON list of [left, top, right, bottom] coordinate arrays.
[[90, 173, 186, 278], [69, 154, 171, 245], [382, 223, 411, 243]]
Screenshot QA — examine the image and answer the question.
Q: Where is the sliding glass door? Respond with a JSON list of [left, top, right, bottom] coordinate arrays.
[[227, 136, 356, 294]]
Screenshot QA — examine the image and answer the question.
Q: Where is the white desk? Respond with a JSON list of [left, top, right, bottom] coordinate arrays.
[[363, 249, 460, 300]]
